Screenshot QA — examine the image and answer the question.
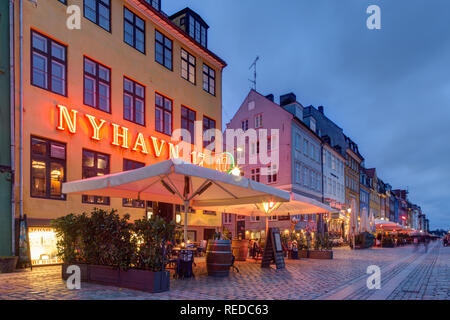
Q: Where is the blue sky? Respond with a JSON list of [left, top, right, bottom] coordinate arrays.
[[163, 0, 450, 230]]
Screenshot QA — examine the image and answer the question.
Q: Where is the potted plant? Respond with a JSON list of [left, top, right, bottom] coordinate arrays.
[[297, 233, 309, 258], [308, 233, 333, 259], [0, 256, 18, 273], [53, 209, 179, 293]]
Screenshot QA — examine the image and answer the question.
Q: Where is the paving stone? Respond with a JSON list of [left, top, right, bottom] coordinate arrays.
[[0, 242, 447, 300]]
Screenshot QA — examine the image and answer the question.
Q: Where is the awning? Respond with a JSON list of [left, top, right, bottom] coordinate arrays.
[[375, 219, 403, 231], [62, 159, 291, 242], [194, 191, 333, 216], [62, 159, 290, 207]]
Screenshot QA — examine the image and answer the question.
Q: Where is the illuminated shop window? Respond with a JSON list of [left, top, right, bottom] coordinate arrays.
[[29, 227, 61, 266], [31, 30, 67, 96], [82, 149, 110, 205], [31, 137, 66, 200]]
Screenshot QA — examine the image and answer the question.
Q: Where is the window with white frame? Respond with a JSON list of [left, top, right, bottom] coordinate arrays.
[[268, 215, 278, 221], [254, 114, 263, 128], [250, 215, 260, 222], [303, 167, 308, 187], [303, 139, 308, 156], [295, 163, 301, 184]]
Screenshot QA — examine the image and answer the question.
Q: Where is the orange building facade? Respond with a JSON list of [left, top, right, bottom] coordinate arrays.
[[12, 0, 226, 265]]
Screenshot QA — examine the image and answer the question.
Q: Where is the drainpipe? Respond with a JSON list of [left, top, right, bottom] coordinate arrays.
[[19, 0, 23, 221], [9, 0, 16, 255]]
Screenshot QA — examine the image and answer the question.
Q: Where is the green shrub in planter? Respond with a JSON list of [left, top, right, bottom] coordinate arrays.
[[133, 215, 180, 272]]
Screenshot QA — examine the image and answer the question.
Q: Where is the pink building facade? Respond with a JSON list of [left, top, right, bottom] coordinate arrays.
[[223, 90, 323, 240]]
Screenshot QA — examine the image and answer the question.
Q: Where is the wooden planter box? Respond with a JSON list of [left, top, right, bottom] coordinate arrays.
[[120, 269, 170, 293], [0, 256, 18, 273], [61, 263, 170, 293], [308, 250, 333, 259], [298, 250, 309, 258]]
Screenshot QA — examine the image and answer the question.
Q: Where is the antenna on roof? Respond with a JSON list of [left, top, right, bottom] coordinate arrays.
[[249, 56, 259, 91]]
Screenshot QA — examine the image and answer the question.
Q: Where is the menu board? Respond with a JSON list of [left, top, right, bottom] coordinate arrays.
[[274, 232, 283, 252], [261, 228, 285, 269]]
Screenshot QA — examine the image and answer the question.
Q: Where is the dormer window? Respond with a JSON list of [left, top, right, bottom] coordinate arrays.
[[144, 0, 161, 11], [189, 15, 207, 47], [169, 8, 209, 48]]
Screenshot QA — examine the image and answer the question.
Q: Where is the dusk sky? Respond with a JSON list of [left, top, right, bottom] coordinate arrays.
[[164, 0, 450, 229]]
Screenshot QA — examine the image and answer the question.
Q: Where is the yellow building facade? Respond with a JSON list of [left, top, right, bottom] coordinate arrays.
[[12, 0, 226, 264]]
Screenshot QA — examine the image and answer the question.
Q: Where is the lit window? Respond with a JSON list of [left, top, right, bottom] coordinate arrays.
[[31, 136, 66, 200], [82, 149, 110, 205]]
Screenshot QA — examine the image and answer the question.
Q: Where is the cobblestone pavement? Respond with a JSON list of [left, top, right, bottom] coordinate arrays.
[[0, 241, 447, 300]]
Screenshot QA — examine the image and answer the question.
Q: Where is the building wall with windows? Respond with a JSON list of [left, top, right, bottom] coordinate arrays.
[[0, 0, 12, 256], [322, 143, 345, 209], [12, 0, 226, 253], [344, 138, 363, 218]]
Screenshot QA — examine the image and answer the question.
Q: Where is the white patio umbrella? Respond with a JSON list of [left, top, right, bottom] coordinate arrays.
[[360, 207, 370, 233], [194, 191, 333, 216], [62, 159, 290, 242], [348, 199, 358, 249], [368, 210, 376, 233]]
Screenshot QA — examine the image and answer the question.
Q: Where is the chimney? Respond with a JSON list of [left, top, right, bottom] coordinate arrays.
[[280, 93, 296, 107], [318, 106, 324, 114], [265, 94, 274, 102]]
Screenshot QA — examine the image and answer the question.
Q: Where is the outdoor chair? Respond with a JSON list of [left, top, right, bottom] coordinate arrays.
[[174, 250, 195, 279]]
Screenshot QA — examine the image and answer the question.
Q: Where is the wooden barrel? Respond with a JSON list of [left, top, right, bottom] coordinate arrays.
[[232, 239, 249, 261], [206, 240, 232, 277]]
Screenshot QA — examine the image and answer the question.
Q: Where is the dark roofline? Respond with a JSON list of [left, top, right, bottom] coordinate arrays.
[[303, 105, 344, 131], [169, 7, 210, 28], [247, 90, 323, 143], [136, 1, 226, 68]]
